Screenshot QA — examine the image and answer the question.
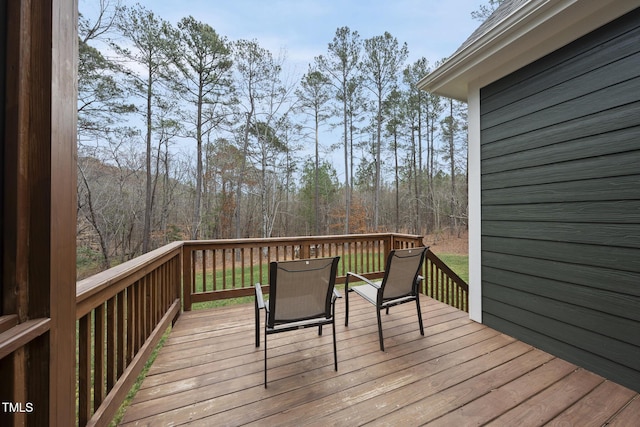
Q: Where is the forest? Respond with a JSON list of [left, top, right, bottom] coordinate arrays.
[[77, 1, 474, 277]]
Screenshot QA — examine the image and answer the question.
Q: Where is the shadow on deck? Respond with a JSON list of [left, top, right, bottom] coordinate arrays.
[[119, 296, 639, 426]]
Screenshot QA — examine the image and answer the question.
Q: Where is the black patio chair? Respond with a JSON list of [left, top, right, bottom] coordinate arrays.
[[254, 256, 341, 387], [345, 247, 428, 351]]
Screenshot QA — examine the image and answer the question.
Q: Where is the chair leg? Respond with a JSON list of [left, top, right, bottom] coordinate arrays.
[[416, 295, 424, 336], [319, 325, 323, 336], [332, 320, 338, 371], [345, 288, 350, 326], [377, 309, 385, 351], [255, 299, 260, 347], [264, 330, 268, 388]]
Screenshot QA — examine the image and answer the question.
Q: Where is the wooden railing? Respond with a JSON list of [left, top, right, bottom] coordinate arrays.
[[182, 233, 425, 309], [75, 242, 182, 427], [0, 233, 466, 426], [424, 251, 469, 312], [181, 233, 469, 313]]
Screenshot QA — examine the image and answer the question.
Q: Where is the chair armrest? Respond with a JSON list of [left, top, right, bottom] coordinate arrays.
[[346, 272, 381, 289], [413, 275, 424, 293], [333, 288, 342, 300], [254, 283, 265, 309]]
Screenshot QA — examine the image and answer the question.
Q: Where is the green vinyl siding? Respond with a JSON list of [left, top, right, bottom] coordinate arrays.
[[480, 7, 640, 392]]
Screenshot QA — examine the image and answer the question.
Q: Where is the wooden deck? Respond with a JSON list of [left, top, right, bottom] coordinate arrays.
[[119, 295, 639, 426]]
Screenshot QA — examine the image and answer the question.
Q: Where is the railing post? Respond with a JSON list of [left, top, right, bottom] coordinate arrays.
[[182, 244, 192, 311], [175, 250, 183, 324], [383, 234, 393, 265]]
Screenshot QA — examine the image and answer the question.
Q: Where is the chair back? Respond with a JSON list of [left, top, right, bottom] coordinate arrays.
[[381, 247, 427, 300], [268, 257, 340, 328]]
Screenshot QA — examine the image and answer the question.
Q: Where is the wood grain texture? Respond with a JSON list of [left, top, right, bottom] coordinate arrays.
[[1, 0, 77, 425], [49, 0, 78, 424], [117, 298, 638, 426]]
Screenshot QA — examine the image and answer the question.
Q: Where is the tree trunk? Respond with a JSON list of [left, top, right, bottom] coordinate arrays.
[[449, 100, 456, 232], [192, 86, 203, 240], [235, 106, 253, 239], [142, 71, 153, 253], [373, 97, 382, 230], [343, 90, 350, 234], [394, 133, 399, 232]]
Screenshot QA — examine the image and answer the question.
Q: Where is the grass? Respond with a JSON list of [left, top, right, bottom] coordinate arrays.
[[190, 252, 385, 310], [193, 296, 255, 310], [192, 252, 469, 310], [433, 253, 469, 283], [109, 327, 171, 426]]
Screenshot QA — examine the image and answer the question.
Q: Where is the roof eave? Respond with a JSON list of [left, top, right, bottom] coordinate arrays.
[[418, 0, 638, 101]]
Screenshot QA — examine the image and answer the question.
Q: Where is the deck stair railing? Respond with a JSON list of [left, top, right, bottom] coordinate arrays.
[[425, 250, 469, 312]]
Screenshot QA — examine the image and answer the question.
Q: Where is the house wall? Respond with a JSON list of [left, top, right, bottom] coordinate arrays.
[[480, 7, 640, 392]]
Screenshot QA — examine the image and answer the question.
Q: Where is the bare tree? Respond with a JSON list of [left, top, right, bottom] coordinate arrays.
[[77, 0, 135, 269], [233, 40, 296, 238], [440, 98, 468, 234], [471, 0, 505, 22], [79, 0, 120, 43], [78, 0, 132, 138], [77, 131, 144, 270], [114, 4, 179, 253], [403, 58, 431, 233]]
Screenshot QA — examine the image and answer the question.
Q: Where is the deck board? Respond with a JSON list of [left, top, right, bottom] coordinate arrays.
[[119, 296, 638, 426]]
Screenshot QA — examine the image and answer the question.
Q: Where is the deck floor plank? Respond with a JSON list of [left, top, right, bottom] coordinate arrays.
[[423, 357, 577, 426], [118, 296, 638, 426], [485, 367, 606, 426], [607, 395, 640, 426], [546, 380, 638, 426]]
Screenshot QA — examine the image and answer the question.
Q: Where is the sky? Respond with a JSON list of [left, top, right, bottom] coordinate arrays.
[[82, 0, 485, 74]]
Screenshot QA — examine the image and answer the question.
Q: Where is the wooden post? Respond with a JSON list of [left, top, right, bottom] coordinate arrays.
[[1, 0, 77, 425], [49, 0, 78, 424], [182, 245, 193, 311]]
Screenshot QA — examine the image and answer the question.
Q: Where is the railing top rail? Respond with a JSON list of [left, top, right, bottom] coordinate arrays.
[[76, 241, 183, 313], [181, 233, 422, 248], [75, 233, 425, 316], [389, 233, 426, 240]]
